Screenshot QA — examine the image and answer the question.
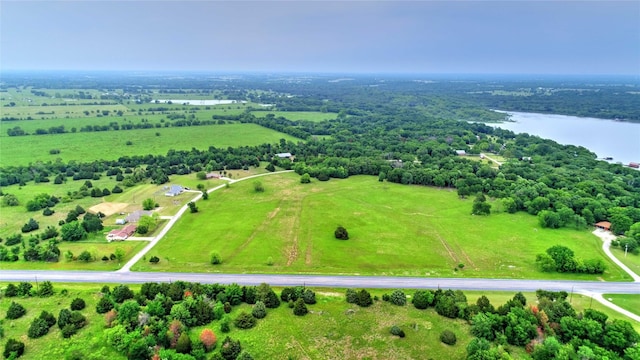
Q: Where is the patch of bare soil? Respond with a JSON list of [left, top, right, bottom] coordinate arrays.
[[89, 202, 128, 217]]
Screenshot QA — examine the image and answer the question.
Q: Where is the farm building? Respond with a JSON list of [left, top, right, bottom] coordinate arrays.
[[455, 150, 466, 156], [595, 221, 611, 231], [125, 210, 153, 223], [107, 224, 137, 241], [165, 185, 184, 197], [206, 172, 221, 179], [275, 152, 292, 158]]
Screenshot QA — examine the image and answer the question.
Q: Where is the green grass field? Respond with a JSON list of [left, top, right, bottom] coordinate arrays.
[[1, 123, 299, 166], [610, 247, 640, 277], [251, 110, 338, 122], [603, 294, 640, 318], [132, 173, 628, 281], [1, 283, 635, 360]]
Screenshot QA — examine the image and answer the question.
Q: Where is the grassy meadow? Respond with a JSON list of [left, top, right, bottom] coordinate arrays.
[[1, 123, 299, 166], [132, 173, 628, 281], [1, 283, 636, 360], [610, 247, 640, 277], [603, 294, 640, 318], [251, 110, 338, 122]]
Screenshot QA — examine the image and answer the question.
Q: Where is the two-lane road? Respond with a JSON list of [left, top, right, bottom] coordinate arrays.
[[2, 270, 639, 295]]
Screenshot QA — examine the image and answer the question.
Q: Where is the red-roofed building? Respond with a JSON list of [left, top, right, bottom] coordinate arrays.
[[594, 221, 611, 231], [107, 224, 138, 241]]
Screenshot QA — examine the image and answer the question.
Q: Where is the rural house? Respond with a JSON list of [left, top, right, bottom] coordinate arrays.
[[107, 224, 137, 241], [275, 152, 294, 160], [206, 172, 221, 179], [165, 185, 184, 197], [455, 150, 467, 156], [595, 221, 611, 231]]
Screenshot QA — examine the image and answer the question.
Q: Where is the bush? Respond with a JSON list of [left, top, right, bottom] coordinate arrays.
[[3, 338, 25, 359], [303, 289, 316, 304], [176, 332, 192, 354], [356, 289, 373, 307], [112, 284, 134, 303], [412, 290, 435, 310], [293, 298, 308, 316], [28, 318, 50, 338], [199, 328, 217, 352], [389, 289, 407, 306], [334, 225, 349, 240], [440, 330, 457, 345], [4, 284, 18, 297], [61, 324, 78, 338], [70, 298, 86, 311], [220, 315, 231, 333], [210, 252, 221, 265], [38, 281, 54, 297], [234, 311, 257, 329], [39, 310, 56, 328], [390, 325, 405, 338], [253, 181, 264, 193], [6, 302, 26, 320], [96, 296, 114, 314], [220, 336, 242, 360], [252, 301, 267, 319], [149, 256, 160, 264], [346, 289, 358, 303]]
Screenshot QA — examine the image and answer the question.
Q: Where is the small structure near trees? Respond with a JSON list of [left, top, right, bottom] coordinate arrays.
[[595, 221, 611, 231]]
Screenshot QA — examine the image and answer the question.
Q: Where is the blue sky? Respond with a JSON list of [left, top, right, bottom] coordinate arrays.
[[1, 1, 639, 74]]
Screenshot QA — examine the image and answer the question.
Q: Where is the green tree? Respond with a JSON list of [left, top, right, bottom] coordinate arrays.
[[96, 296, 114, 314], [210, 252, 222, 265], [546, 245, 576, 272], [300, 173, 311, 184], [412, 290, 434, 309], [38, 281, 54, 297], [234, 311, 257, 329], [142, 198, 156, 211], [389, 289, 407, 306], [472, 193, 491, 215], [356, 289, 373, 307], [60, 221, 88, 241], [251, 301, 267, 319], [220, 336, 242, 360], [3, 338, 25, 359], [188, 201, 198, 213]]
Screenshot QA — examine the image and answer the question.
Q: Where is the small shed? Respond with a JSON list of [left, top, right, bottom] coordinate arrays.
[[115, 218, 127, 225], [594, 221, 611, 231], [455, 150, 466, 156]]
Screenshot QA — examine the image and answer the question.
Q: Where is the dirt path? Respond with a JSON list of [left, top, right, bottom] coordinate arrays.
[[592, 229, 640, 282], [480, 153, 503, 166]]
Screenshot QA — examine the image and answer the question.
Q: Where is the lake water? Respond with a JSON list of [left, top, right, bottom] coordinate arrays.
[[490, 111, 640, 166]]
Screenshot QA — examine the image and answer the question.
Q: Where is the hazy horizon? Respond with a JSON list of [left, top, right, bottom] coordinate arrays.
[[2, 1, 639, 75]]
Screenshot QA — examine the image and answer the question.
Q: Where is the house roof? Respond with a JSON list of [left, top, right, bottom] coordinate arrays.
[[595, 221, 611, 228], [276, 152, 292, 158], [108, 224, 137, 239], [125, 210, 153, 222]]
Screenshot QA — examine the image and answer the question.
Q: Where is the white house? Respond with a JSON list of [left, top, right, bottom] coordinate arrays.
[[165, 185, 184, 197]]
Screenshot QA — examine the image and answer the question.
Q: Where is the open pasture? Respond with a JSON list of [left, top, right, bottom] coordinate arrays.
[[603, 294, 640, 318], [1, 123, 300, 166], [251, 110, 338, 122], [133, 173, 627, 281]]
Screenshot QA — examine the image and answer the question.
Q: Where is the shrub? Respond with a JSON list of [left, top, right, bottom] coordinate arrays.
[[302, 289, 316, 304], [149, 256, 160, 264], [176, 332, 192, 354], [356, 289, 373, 307], [3, 338, 25, 359], [293, 298, 308, 316], [252, 301, 267, 319], [390, 325, 405, 338], [61, 324, 78, 338], [38, 281, 54, 297], [112, 284, 134, 303], [70, 298, 86, 311], [42, 208, 55, 216], [96, 296, 114, 314], [237, 351, 254, 360], [210, 252, 222, 265], [28, 318, 50, 338], [234, 311, 257, 329], [220, 315, 231, 333], [253, 181, 264, 193], [6, 302, 26, 319], [440, 330, 457, 345], [220, 336, 242, 360], [334, 225, 349, 240], [389, 289, 407, 306], [412, 290, 435, 310], [346, 289, 358, 304], [39, 310, 57, 328], [4, 284, 18, 297], [200, 328, 217, 352]]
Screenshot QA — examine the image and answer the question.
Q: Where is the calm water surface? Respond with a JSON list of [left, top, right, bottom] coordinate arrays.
[[492, 111, 640, 165]]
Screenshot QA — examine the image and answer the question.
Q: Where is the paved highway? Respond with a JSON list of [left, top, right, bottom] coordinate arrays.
[[2, 270, 639, 294]]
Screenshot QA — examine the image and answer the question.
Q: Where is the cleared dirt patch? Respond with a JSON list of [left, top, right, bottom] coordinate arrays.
[[89, 202, 128, 217]]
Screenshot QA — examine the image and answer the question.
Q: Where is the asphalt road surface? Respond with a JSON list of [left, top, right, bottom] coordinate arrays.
[[2, 270, 639, 295]]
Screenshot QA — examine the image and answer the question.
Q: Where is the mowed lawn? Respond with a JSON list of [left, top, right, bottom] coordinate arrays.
[[603, 294, 640, 317], [1, 123, 299, 166], [133, 174, 628, 281]]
